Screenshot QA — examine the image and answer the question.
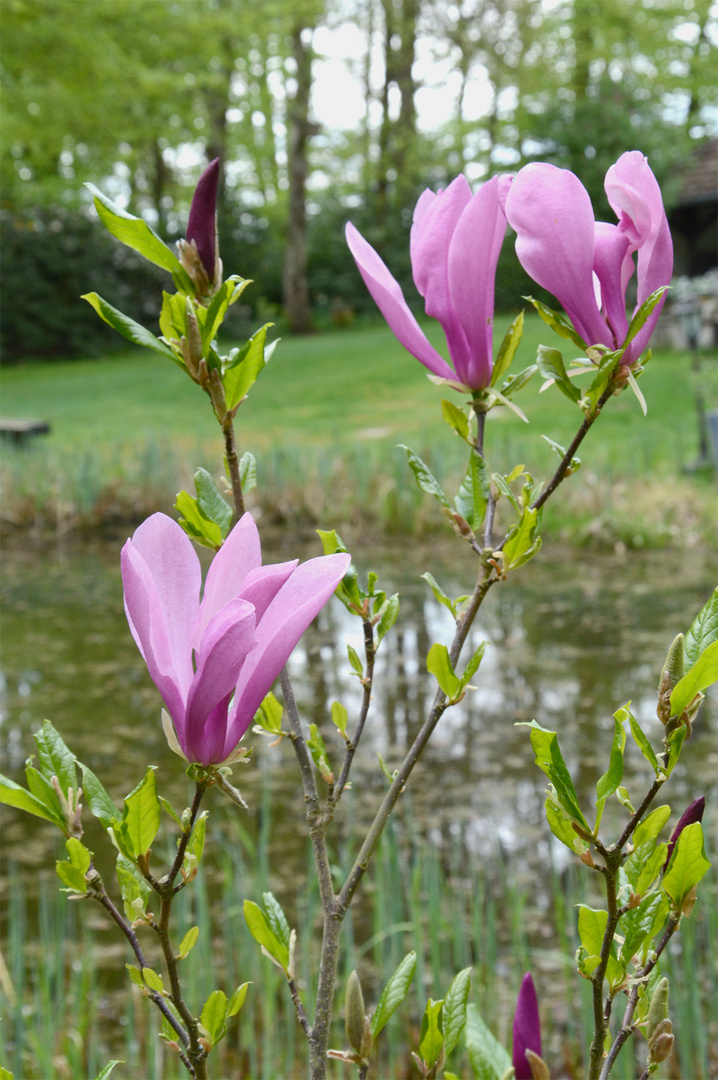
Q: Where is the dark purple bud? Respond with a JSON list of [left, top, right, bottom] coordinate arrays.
[[664, 796, 705, 871], [513, 972, 542, 1080], [186, 158, 220, 279]]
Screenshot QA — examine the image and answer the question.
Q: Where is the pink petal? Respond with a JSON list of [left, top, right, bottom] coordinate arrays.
[[121, 539, 189, 734], [222, 552, 351, 756], [593, 222, 630, 349], [512, 972, 541, 1080], [197, 512, 262, 646], [505, 163, 612, 349], [410, 175, 472, 327], [447, 175, 506, 388], [184, 599, 257, 764], [345, 222, 455, 380], [240, 560, 298, 621]]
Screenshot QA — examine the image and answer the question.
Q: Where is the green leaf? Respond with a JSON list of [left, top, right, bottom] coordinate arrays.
[[316, 528, 349, 556], [625, 369, 647, 416], [502, 507, 541, 570], [442, 967, 471, 1056], [307, 724, 332, 779], [541, 435, 581, 473], [227, 982, 250, 1017], [331, 701, 349, 738], [664, 725, 687, 775], [93, 1062, 123, 1080], [521, 721, 589, 831], [34, 720, 77, 796], [419, 998, 445, 1068], [491, 310, 524, 385], [525, 296, 587, 349], [262, 892, 291, 951], [622, 705, 660, 775], [662, 822, 711, 907], [186, 811, 207, 866], [223, 323, 272, 411], [175, 489, 223, 550], [371, 951, 417, 1038], [462, 642, 487, 688], [202, 276, 251, 350], [126, 964, 144, 987], [255, 692, 284, 734], [239, 451, 257, 495], [621, 287, 669, 352], [347, 645, 364, 678], [243, 899, 289, 972], [398, 445, 451, 508], [441, 398, 471, 442], [583, 351, 621, 413], [0, 773, 64, 827], [634, 806, 671, 849], [594, 715, 626, 831], [536, 345, 581, 403], [56, 837, 92, 894], [87, 183, 189, 283], [670, 640, 718, 717], [159, 289, 188, 341], [122, 768, 161, 858], [142, 966, 165, 993], [497, 363, 537, 399], [178, 926, 199, 960], [193, 468, 233, 539], [455, 454, 489, 532], [545, 795, 587, 854], [201, 989, 228, 1046], [159, 796, 183, 828], [619, 893, 666, 966], [427, 643, 461, 700], [491, 471, 521, 513], [116, 853, 151, 921], [82, 293, 178, 360], [684, 588, 718, 668], [625, 840, 668, 896], [465, 1003, 511, 1080], [79, 763, 119, 828], [421, 572, 468, 619], [376, 593, 400, 646], [577, 907, 627, 989]]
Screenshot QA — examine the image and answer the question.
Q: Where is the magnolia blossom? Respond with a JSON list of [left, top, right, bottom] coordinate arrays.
[[504, 151, 672, 363], [121, 512, 350, 766], [346, 174, 508, 390], [664, 795, 705, 871], [512, 972, 542, 1080]]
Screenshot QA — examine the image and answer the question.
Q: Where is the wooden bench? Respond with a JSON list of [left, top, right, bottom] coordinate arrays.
[[0, 418, 51, 446]]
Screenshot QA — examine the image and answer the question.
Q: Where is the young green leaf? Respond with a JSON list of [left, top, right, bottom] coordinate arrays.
[[376, 593, 400, 646], [122, 768, 161, 858], [455, 454, 489, 532], [525, 296, 587, 349], [194, 468, 233, 539], [625, 840, 668, 896], [0, 774, 65, 828], [93, 1062, 123, 1080], [541, 435, 581, 473], [465, 1003, 512, 1080], [427, 643, 462, 700], [331, 701, 349, 739], [620, 287, 669, 351], [371, 951, 417, 1039], [262, 892, 291, 951], [34, 721, 78, 797], [56, 837, 92, 894], [594, 715, 626, 831], [669, 640, 718, 718], [142, 967, 165, 993], [347, 645, 364, 678], [255, 691, 284, 734], [441, 398, 471, 442], [502, 507, 540, 570], [79, 763, 119, 828], [622, 705, 660, 775], [398, 445, 451, 508], [116, 854, 151, 921], [175, 489, 223, 550], [243, 899, 289, 972], [178, 926, 199, 960], [201, 989, 228, 1046], [202, 276, 251, 350], [491, 309, 524, 385], [227, 982, 250, 1017], [684, 587, 718, 668], [239, 451, 257, 494], [223, 323, 273, 411], [619, 893, 666, 966], [442, 967, 471, 1056], [421, 572, 468, 620], [82, 293, 179, 360], [87, 184, 189, 284], [634, 806, 671, 848], [536, 345, 581, 403], [662, 822, 711, 908], [521, 721, 589, 830], [419, 998, 445, 1068]]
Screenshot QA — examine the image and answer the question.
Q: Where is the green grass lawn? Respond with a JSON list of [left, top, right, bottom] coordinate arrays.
[[1, 314, 716, 543]]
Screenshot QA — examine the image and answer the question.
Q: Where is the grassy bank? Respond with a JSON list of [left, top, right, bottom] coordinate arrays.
[[1, 316, 715, 546]]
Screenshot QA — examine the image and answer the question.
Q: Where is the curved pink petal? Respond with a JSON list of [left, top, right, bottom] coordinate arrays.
[[128, 514, 200, 698], [447, 175, 506, 388], [410, 175, 472, 327], [512, 972, 542, 1080], [197, 512, 262, 645], [121, 540, 188, 733], [593, 222, 630, 349], [184, 599, 257, 764], [222, 552, 351, 756], [505, 163, 611, 349], [345, 222, 455, 380], [240, 560, 298, 621]]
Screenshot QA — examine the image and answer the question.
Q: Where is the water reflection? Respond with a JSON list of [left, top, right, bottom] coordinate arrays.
[[1, 532, 715, 881]]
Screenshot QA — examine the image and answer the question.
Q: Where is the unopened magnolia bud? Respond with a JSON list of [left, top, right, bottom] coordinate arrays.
[[657, 634, 684, 724], [345, 970, 366, 1053], [359, 1015, 373, 1060], [646, 977, 669, 1040], [649, 1028, 674, 1064]]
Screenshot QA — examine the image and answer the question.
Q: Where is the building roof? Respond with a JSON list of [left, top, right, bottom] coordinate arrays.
[[677, 139, 718, 204]]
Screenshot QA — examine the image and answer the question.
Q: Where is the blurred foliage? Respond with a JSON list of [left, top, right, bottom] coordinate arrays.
[[1, 0, 715, 359]]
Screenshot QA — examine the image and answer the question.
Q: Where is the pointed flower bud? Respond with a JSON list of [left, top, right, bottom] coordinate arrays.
[[178, 158, 221, 296], [345, 970, 366, 1054], [657, 633, 685, 724], [663, 796, 705, 871], [512, 973, 542, 1080], [646, 977, 669, 1041]]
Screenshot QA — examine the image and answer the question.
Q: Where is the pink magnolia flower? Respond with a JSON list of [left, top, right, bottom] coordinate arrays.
[[121, 512, 350, 766], [512, 972, 542, 1080], [346, 174, 508, 390], [504, 151, 672, 363]]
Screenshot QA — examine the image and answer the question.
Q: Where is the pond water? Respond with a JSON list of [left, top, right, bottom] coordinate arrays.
[[1, 529, 716, 879]]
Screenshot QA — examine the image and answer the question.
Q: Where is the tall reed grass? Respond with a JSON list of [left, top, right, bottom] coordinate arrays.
[[1, 775, 715, 1079]]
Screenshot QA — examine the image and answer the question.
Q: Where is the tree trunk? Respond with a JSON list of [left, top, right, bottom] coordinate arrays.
[[283, 22, 315, 333]]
